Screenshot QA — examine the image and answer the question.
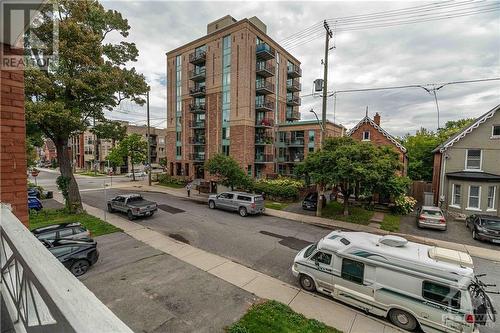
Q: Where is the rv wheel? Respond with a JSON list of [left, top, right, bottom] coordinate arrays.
[[389, 309, 418, 331], [299, 274, 316, 292]]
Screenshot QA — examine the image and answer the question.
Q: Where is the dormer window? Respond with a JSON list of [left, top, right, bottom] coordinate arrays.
[[362, 131, 370, 141], [465, 149, 481, 170], [492, 125, 500, 138]]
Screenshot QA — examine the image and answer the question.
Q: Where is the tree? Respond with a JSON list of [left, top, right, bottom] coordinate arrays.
[[108, 133, 147, 181], [25, 1, 148, 212], [91, 120, 127, 146], [159, 157, 167, 170], [205, 154, 252, 190]]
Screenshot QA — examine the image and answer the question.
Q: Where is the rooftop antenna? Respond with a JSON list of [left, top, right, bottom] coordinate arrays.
[[365, 106, 369, 117]]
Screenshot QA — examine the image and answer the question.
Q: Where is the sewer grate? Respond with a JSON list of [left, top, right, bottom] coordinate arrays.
[[158, 204, 185, 214]]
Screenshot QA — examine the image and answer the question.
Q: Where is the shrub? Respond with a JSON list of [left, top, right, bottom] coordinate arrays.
[[392, 195, 417, 215], [157, 174, 187, 187], [253, 177, 304, 201]]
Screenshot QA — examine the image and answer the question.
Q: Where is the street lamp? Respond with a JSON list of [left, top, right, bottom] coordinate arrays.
[[418, 84, 446, 130], [309, 108, 324, 148]]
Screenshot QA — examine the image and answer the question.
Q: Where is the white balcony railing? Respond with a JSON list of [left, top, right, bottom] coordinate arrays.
[[0, 204, 133, 333]]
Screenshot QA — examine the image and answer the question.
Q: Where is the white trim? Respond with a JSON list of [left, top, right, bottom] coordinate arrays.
[[346, 116, 407, 153], [487, 209, 497, 212], [491, 125, 500, 139], [467, 185, 481, 210], [487, 185, 496, 210], [464, 149, 482, 171], [449, 205, 461, 209], [451, 183, 461, 207]]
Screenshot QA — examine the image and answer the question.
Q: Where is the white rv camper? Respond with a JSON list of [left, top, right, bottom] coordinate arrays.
[[292, 231, 496, 333]]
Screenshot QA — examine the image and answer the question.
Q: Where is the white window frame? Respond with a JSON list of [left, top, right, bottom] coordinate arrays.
[[464, 149, 482, 171], [487, 186, 497, 211], [450, 184, 461, 208], [362, 131, 370, 141], [491, 125, 500, 139], [466, 185, 481, 211]]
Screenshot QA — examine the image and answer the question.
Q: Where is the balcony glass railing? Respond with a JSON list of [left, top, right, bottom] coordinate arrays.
[[256, 118, 274, 127], [189, 120, 206, 128], [190, 152, 205, 161], [256, 43, 276, 60], [189, 103, 206, 113], [255, 80, 275, 94], [287, 64, 302, 77], [189, 50, 206, 64], [188, 68, 206, 80]]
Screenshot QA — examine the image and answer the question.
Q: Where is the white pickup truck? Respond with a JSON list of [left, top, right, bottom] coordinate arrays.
[[107, 194, 158, 220]]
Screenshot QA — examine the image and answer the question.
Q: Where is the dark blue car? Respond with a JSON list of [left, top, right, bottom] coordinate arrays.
[[28, 197, 43, 211]]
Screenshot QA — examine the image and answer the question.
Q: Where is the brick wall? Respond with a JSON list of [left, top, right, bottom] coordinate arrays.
[[432, 152, 442, 206], [0, 43, 28, 226]]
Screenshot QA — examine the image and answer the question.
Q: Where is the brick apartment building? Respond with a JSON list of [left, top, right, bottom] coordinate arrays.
[[166, 15, 307, 179], [40, 138, 57, 164]]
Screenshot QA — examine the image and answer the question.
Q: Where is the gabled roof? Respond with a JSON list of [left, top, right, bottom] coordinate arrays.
[[346, 116, 407, 153]]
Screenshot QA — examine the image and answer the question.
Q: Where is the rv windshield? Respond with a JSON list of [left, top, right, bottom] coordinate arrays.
[[304, 243, 317, 258]]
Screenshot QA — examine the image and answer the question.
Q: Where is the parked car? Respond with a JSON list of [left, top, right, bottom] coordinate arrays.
[[416, 206, 447, 230], [466, 214, 500, 244], [126, 171, 146, 178], [208, 192, 264, 217], [28, 187, 41, 198], [32, 222, 91, 241], [107, 193, 157, 220], [28, 197, 43, 211], [42, 239, 99, 276], [302, 192, 326, 211]]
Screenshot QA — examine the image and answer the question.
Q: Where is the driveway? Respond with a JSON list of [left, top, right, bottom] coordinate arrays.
[[81, 232, 257, 332]]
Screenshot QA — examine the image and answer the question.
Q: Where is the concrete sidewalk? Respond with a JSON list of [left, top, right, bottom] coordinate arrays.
[[110, 181, 500, 262], [53, 192, 402, 333]]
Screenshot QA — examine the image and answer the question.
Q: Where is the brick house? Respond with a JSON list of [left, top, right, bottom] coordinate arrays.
[[347, 112, 408, 176], [41, 138, 57, 164]]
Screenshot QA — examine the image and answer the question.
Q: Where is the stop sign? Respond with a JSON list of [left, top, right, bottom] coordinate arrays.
[[31, 169, 40, 177]]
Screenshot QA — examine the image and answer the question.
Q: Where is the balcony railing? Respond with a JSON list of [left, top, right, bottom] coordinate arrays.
[[254, 154, 274, 163], [188, 68, 206, 81], [286, 95, 301, 106], [190, 152, 205, 162], [256, 62, 275, 78], [255, 98, 275, 112], [287, 64, 302, 78], [255, 118, 274, 128], [0, 204, 133, 333], [189, 85, 205, 97], [286, 79, 301, 92], [189, 120, 206, 128], [256, 43, 275, 60], [189, 50, 206, 64], [255, 136, 273, 145], [189, 103, 206, 113], [255, 80, 275, 95], [189, 137, 206, 145], [286, 110, 301, 121], [286, 137, 305, 146]]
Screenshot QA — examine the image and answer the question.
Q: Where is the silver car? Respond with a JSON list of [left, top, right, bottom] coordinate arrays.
[[416, 206, 447, 230], [208, 192, 265, 217]]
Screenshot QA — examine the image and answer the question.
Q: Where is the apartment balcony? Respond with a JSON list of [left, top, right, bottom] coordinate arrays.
[[189, 136, 206, 145], [0, 205, 134, 333], [256, 62, 275, 78], [254, 154, 274, 163], [286, 109, 301, 121], [188, 68, 206, 82], [286, 95, 301, 106], [255, 135, 273, 145], [190, 152, 205, 162], [286, 79, 301, 92], [256, 42, 275, 61], [285, 154, 304, 163], [189, 120, 206, 129], [287, 64, 302, 78], [189, 103, 206, 113], [255, 80, 275, 95], [255, 97, 275, 112], [189, 85, 205, 97], [189, 50, 206, 65], [255, 118, 274, 128], [286, 137, 305, 147]]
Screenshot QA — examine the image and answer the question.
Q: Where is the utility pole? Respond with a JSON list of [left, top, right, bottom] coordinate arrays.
[[146, 89, 152, 186], [93, 116, 97, 175]]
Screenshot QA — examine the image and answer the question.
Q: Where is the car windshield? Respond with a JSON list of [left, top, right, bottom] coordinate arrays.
[[482, 219, 500, 229], [304, 243, 317, 258], [422, 209, 442, 217]]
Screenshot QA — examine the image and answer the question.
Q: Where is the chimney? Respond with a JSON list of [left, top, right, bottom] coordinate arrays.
[[374, 112, 381, 126]]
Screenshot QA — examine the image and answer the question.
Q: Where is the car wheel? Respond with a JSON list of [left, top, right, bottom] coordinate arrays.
[[107, 204, 114, 213], [389, 309, 418, 331], [208, 200, 216, 209], [70, 259, 90, 277], [239, 207, 247, 217], [127, 210, 134, 220], [149, 211, 155, 217], [299, 274, 316, 292]]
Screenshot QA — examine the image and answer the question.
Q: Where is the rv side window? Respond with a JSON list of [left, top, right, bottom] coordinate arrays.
[[422, 281, 461, 309], [341, 259, 364, 284], [311, 251, 332, 265]]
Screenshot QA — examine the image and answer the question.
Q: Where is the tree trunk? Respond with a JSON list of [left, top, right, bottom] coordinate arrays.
[[316, 183, 323, 217], [55, 139, 83, 213], [343, 188, 350, 216], [131, 154, 136, 181]]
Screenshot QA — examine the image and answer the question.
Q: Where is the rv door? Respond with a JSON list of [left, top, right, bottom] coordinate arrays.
[[309, 251, 334, 293]]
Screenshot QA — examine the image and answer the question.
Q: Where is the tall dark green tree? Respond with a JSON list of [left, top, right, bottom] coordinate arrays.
[[205, 154, 252, 190], [108, 133, 147, 181], [25, 0, 148, 212]]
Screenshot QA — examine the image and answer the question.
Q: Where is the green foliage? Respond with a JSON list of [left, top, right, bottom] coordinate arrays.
[[392, 195, 417, 215], [29, 209, 121, 237], [157, 174, 186, 188], [159, 157, 167, 168], [205, 154, 252, 190], [380, 214, 401, 232], [109, 133, 147, 168], [376, 175, 411, 199], [56, 176, 70, 202], [264, 202, 289, 210], [321, 201, 373, 225], [253, 177, 304, 201], [91, 121, 127, 141], [227, 300, 341, 333]]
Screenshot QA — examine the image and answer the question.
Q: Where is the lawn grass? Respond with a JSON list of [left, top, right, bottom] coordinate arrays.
[[157, 181, 185, 189], [29, 209, 121, 236], [265, 201, 289, 210], [321, 201, 373, 225], [227, 301, 342, 333], [380, 214, 401, 232]]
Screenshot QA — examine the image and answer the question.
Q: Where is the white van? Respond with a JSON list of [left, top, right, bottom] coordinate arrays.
[[292, 231, 496, 333]]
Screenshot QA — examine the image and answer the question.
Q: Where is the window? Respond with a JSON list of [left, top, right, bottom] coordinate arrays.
[[38, 232, 57, 240], [49, 246, 74, 257], [308, 130, 315, 142], [487, 186, 496, 210], [465, 149, 481, 170], [222, 145, 230, 156], [304, 243, 317, 258], [341, 258, 364, 284], [309, 147, 314, 153], [311, 251, 332, 265], [237, 195, 251, 202], [176, 146, 182, 157], [468, 185, 481, 209], [220, 193, 234, 199], [452, 184, 461, 207], [492, 125, 500, 138], [58, 229, 74, 238], [362, 131, 370, 141], [422, 281, 461, 309], [247, 165, 252, 177]]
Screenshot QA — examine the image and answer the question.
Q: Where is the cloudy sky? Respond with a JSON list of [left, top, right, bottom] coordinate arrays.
[[102, 0, 500, 137]]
